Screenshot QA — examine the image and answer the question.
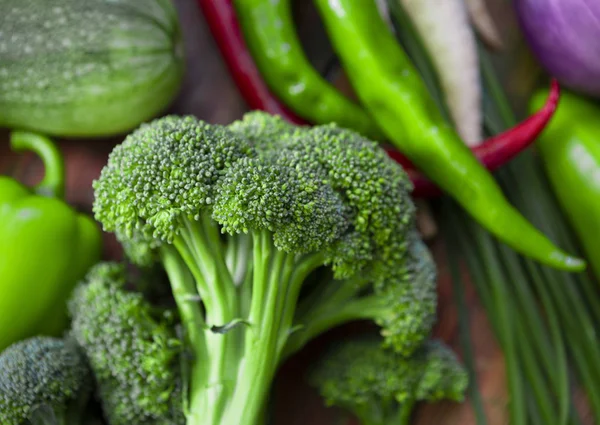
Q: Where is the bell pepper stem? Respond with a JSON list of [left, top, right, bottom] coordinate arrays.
[[10, 131, 65, 199]]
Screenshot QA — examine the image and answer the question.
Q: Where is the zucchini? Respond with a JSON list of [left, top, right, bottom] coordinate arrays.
[[0, 0, 184, 137]]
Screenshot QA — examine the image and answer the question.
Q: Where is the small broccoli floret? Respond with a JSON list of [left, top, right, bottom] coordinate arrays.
[[92, 112, 441, 425], [228, 111, 300, 150], [0, 336, 91, 425], [287, 230, 437, 358], [374, 231, 438, 355], [68, 262, 183, 425], [309, 336, 468, 425]]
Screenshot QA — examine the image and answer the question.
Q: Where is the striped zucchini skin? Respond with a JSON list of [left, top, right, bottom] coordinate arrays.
[[0, 0, 185, 137]]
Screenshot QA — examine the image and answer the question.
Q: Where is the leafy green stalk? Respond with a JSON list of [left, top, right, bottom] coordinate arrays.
[[480, 48, 600, 423], [445, 240, 488, 425]]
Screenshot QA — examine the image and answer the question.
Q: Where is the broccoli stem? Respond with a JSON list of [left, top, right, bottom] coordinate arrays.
[[226, 233, 252, 286], [164, 217, 243, 425], [220, 233, 327, 425], [283, 278, 371, 360], [161, 245, 211, 421], [397, 399, 416, 425], [220, 232, 295, 425], [276, 251, 327, 356], [350, 397, 413, 425], [172, 228, 324, 425]]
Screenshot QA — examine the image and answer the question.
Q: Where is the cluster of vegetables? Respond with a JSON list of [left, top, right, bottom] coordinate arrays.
[[0, 94, 469, 425], [0, 0, 599, 424], [0, 1, 470, 425], [200, 0, 590, 273]]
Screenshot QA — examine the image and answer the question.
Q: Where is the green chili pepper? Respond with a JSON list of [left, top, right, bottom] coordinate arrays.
[[232, 0, 384, 139], [0, 132, 102, 352], [313, 0, 584, 271], [531, 89, 600, 278]]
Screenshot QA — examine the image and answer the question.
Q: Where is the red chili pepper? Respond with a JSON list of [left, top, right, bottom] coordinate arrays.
[[197, 0, 306, 125], [388, 79, 561, 196], [197, 0, 560, 198]]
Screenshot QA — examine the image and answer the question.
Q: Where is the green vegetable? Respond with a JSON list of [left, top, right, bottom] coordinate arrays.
[[312, 0, 584, 272], [442, 53, 600, 425], [531, 89, 600, 279], [0, 0, 184, 137], [232, 0, 383, 139], [309, 336, 468, 425], [0, 132, 102, 352], [0, 336, 92, 425], [92, 112, 438, 425], [69, 262, 183, 425]]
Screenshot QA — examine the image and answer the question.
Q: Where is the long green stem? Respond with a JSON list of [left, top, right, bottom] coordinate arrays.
[[492, 237, 569, 424], [450, 206, 567, 425], [184, 218, 235, 324], [201, 217, 238, 318], [172, 219, 241, 425], [161, 245, 209, 423], [276, 252, 326, 356], [513, 320, 557, 425], [282, 280, 376, 361], [451, 212, 527, 425], [443, 213, 488, 425], [174, 235, 213, 314], [492, 110, 600, 421], [468, 216, 526, 425], [480, 47, 599, 423], [247, 231, 271, 329], [516, 268, 569, 424], [10, 131, 65, 198], [161, 246, 206, 347], [221, 245, 293, 425], [397, 399, 416, 425]]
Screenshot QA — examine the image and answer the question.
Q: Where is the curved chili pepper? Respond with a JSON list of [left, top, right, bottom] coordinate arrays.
[[313, 0, 583, 271], [389, 79, 561, 196], [197, 0, 560, 198], [229, 0, 385, 139], [198, 0, 306, 125]]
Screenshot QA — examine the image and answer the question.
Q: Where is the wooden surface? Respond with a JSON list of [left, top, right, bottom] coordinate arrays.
[[0, 1, 512, 423]]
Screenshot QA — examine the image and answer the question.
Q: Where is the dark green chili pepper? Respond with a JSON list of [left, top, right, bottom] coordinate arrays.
[[313, 0, 584, 271], [531, 89, 600, 278], [232, 0, 384, 139]]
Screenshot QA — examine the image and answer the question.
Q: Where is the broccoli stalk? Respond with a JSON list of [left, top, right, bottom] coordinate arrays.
[[0, 336, 91, 425], [92, 112, 438, 425], [309, 336, 468, 425]]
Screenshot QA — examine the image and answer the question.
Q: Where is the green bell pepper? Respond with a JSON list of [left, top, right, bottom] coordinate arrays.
[[531, 89, 600, 279], [0, 132, 102, 352]]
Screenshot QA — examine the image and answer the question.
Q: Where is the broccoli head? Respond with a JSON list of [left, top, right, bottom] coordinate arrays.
[[309, 336, 468, 425], [91, 111, 439, 425], [0, 336, 91, 425], [68, 262, 183, 425]]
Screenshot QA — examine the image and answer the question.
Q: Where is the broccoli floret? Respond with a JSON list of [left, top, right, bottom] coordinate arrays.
[[92, 112, 437, 425], [68, 262, 183, 425], [0, 336, 91, 425], [285, 229, 437, 358], [228, 111, 300, 150], [309, 336, 468, 425]]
